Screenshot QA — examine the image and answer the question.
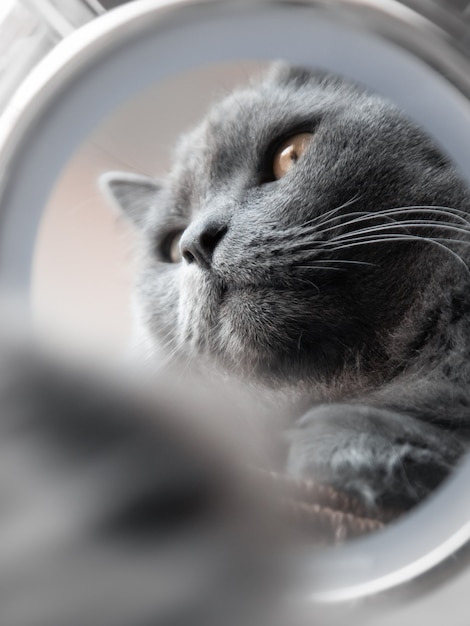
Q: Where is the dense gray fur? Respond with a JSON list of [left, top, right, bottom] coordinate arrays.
[[103, 65, 470, 511]]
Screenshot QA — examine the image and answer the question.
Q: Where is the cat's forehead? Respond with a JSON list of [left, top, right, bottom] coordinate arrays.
[[172, 69, 375, 169], [210, 67, 366, 125], [162, 67, 392, 209], [186, 71, 360, 143]]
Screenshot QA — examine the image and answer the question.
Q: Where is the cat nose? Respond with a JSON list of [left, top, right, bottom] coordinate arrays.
[[180, 219, 228, 268]]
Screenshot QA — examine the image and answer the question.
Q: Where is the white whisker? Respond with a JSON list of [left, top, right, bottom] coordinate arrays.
[[294, 265, 347, 272], [330, 220, 470, 242], [294, 259, 375, 267], [294, 207, 470, 242], [322, 234, 469, 273], [298, 194, 364, 228], [278, 195, 364, 235]]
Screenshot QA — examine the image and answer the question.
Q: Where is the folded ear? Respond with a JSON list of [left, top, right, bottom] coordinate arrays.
[[99, 171, 162, 230]]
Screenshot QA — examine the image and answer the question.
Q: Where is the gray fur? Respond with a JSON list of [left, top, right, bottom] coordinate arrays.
[[102, 64, 470, 512]]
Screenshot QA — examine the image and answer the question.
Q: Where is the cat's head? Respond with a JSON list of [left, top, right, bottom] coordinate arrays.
[[102, 64, 470, 387]]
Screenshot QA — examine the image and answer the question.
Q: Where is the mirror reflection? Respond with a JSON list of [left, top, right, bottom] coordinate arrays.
[[33, 61, 470, 544]]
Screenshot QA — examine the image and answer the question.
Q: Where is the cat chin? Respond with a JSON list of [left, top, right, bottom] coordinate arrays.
[[144, 269, 347, 387], [139, 281, 366, 396], [213, 302, 334, 386]]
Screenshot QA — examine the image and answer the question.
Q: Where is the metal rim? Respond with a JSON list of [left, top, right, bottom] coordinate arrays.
[[1, 0, 470, 602]]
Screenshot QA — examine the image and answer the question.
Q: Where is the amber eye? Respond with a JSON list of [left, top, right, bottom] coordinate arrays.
[[272, 132, 314, 180], [164, 230, 184, 263]]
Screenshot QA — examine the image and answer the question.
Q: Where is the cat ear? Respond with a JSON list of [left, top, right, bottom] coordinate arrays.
[[99, 171, 162, 230]]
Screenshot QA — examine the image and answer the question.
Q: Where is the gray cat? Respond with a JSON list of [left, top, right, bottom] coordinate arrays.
[[102, 64, 470, 513]]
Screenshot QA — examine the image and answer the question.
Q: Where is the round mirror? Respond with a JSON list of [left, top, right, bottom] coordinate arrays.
[[2, 0, 470, 617]]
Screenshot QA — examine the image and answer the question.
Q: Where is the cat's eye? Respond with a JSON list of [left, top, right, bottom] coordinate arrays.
[[162, 230, 184, 263], [272, 132, 314, 180]]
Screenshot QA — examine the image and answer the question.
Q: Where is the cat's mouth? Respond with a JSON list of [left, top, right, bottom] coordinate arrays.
[[214, 284, 320, 375], [177, 265, 327, 381]]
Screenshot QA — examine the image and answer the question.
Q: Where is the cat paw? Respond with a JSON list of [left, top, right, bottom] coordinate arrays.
[[285, 403, 462, 512]]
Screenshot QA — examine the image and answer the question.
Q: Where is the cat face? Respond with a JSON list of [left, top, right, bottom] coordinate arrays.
[[103, 65, 470, 386]]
